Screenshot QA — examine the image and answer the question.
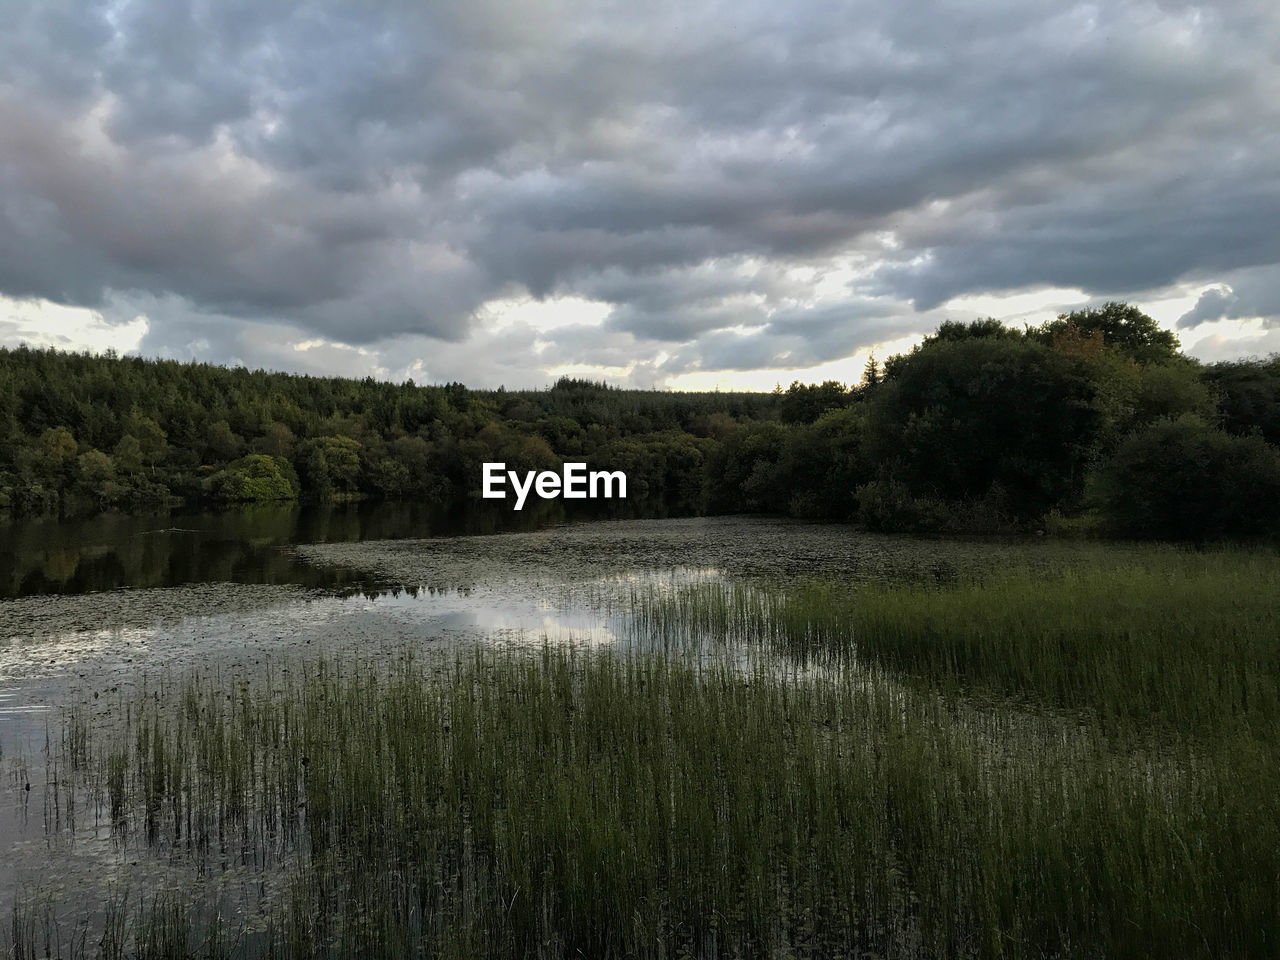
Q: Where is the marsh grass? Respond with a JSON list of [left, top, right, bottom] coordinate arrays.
[[10, 640, 1278, 959], [631, 548, 1280, 738]]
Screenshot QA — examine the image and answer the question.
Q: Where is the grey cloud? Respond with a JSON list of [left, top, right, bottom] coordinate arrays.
[[659, 329, 794, 376], [656, 300, 924, 376], [1187, 326, 1280, 363], [1179, 288, 1242, 329], [874, 156, 1280, 310], [1177, 266, 1280, 329], [2, 0, 1279, 380], [760, 302, 912, 366]]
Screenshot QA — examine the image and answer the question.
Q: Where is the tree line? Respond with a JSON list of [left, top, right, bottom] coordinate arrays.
[[2, 301, 1278, 541]]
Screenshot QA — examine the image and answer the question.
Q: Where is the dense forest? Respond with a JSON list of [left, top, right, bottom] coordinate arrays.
[[3, 302, 1279, 541]]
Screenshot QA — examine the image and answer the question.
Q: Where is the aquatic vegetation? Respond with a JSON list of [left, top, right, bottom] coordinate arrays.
[[5, 538, 1278, 958], [631, 547, 1280, 738], [10, 636, 1279, 959]]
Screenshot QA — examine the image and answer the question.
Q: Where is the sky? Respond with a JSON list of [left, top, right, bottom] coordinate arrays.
[[2, 1, 1279, 390]]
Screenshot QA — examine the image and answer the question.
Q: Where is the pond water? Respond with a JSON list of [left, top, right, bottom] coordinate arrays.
[[0, 503, 1110, 933], [0, 500, 568, 599]]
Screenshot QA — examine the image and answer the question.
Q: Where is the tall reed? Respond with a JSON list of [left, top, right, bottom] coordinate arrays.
[[24, 644, 1279, 958], [631, 550, 1280, 738]]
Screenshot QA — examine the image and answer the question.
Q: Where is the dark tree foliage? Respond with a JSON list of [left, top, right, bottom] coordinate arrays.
[[3, 302, 1279, 542], [0, 345, 777, 518], [860, 355, 881, 389], [1033, 302, 1181, 365], [780, 407, 870, 519], [777, 380, 855, 424], [1095, 416, 1280, 541], [881, 318, 1023, 382], [207, 454, 297, 503], [1203, 356, 1280, 445], [871, 335, 1100, 519], [923, 318, 1023, 346], [704, 421, 791, 514]]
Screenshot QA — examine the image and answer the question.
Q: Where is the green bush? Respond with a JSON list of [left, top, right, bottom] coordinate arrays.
[[1096, 415, 1280, 540], [206, 454, 298, 503], [855, 478, 1017, 535], [869, 335, 1100, 518], [1043, 508, 1107, 539], [855, 478, 946, 532]]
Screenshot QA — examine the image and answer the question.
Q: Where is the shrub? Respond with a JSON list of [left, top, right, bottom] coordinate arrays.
[[206, 454, 297, 503], [1043, 509, 1107, 539], [855, 478, 947, 533], [1096, 415, 1280, 540], [855, 479, 1020, 535]]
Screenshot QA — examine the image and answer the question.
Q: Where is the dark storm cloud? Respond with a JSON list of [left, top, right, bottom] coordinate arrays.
[[873, 147, 1280, 310], [2, 0, 1279, 379]]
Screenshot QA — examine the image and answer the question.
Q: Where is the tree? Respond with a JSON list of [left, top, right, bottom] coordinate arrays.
[[779, 380, 852, 424], [781, 406, 870, 519], [42, 426, 78, 462], [860, 355, 881, 389], [126, 413, 168, 476], [869, 336, 1100, 518], [205, 420, 243, 462], [1203, 356, 1280, 444], [298, 443, 333, 500], [318, 436, 362, 493], [39, 426, 79, 492], [922, 318, 1021, 346], [704, 421, 791, 513], [113, 435, 144, 477], [206, 455, 297, 503], [1131, 362, 1216, 426], [253, 422, 297, 459], [75, 449, 120, 508], [1036, 302, 1180, 365], [1094, 416, 1280, 540], [369, 457, 412, 498], [76, 449, 115, 484]]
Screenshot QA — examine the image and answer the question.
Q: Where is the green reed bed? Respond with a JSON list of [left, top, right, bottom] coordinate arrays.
[[14, 643, 1279, 959], [631, 548, 1280, 738]]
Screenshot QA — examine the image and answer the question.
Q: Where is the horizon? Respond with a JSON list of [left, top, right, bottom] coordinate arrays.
[[6, 298, 1274, 396]]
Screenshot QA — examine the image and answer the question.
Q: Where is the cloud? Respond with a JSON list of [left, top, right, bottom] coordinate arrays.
[[1179, 287, 1243, 329], [1177, 266, 1280, 330], [0, 294, 148, 355], [2, 0, 1279, 385]]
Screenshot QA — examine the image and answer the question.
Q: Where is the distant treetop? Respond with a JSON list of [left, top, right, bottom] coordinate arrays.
[[551, 376, 615, 392], [1035, 302, 1181, 364]]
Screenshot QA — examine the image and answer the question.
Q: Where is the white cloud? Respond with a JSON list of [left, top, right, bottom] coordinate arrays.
[[0, 296, 148, 354]]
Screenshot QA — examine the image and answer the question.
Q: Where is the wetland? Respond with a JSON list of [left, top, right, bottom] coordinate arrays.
[[1, 504, 1277, 958]]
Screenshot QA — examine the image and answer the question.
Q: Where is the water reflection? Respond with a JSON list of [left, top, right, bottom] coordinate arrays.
[[0, 500, 564, 599], [0, 566, 726, 754]]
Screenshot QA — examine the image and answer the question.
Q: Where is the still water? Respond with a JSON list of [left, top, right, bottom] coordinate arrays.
[[0, 500, 567, 599], [0, 502, 726, 748], [0, 501, 1060, 754]]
